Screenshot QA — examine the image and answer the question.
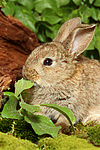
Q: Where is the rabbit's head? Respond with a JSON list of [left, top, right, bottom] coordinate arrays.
[[22, 18, 96, 87]]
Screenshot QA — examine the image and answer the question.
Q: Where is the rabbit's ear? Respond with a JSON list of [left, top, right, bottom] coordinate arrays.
[[63, 24, 96, 57], [53, 17, 81, 42]]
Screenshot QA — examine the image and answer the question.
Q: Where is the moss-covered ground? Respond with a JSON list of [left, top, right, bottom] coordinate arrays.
[[0, 117, 100, 150], [0, 132, 99, 150], [0, 132, 38, 150], [39, 134, 100, 150]]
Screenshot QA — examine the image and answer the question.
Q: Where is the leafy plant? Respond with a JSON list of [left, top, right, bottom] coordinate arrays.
[[1, 0, 100, 60], [1, 78, 75, 138], [0, 0, 7, 7]]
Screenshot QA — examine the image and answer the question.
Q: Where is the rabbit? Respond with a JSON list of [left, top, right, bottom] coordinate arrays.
[[22, 17, 100, 132]]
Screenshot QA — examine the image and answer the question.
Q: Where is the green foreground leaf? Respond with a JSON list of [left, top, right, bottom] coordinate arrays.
[[40, 103, 75, 125], [20, 100, 41, 113], [15, 78, 34, 97], [3, 92, 15, 97], [24, 112, 61, 138], [1, 96, 23, 120]]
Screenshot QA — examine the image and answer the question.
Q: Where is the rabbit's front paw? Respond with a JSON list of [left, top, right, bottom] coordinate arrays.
[[55, 115, 71, 133]]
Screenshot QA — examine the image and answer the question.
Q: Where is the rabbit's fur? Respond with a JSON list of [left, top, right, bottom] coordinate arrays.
[[22, 18, 100, 131]]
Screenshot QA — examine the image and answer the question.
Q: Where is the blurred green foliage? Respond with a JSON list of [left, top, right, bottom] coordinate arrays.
[[1, 0, 100, 60], [0, 0, 7, 7]]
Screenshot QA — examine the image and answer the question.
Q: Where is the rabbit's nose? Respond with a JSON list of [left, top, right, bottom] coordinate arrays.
[[22, 66, 40, 82]]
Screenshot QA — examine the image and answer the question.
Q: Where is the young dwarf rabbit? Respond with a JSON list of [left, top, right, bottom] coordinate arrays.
[[22, 17, 100, 131]]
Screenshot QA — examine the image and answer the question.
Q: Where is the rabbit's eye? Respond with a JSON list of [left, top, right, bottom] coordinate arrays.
[[43, 58, 53, 66]]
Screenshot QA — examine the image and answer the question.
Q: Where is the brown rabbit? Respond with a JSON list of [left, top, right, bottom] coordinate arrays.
[[22, 17, 100, 131]]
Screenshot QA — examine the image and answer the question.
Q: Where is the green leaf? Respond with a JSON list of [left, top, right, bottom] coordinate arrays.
[[20, 100, 41, 113], [2, 1, 16, 16], [7, 0, 17, 1], [86, 34, 95, 51], [46, 24, 61, 39], [3, 92, 15, 97], [97, 10, 100, 21], [21, 89, 33, 103], [55, 0, 70, 7], [0, 0, 7, 7], [83, 49, 99, 60], [62, 9, 79, 24], [34, 0, 51, 13], [32, 12, 42, 22], [73, 0, 81, 5], [89, 0, 94, 4], [1, 96, 23, 120], [14, 6, 36, 32], [15, 78, 34, 97], [90, 7, 99, 21], [40, 103, 75, 125], [17, 0, 35, 10], [34, 0, 58, 13], [79, 5, 91, 23], [94, 0, 100, 7], [59, 6, 76, 23], [42, 8, 61, 25], [35, 21, 52, 42], [95, 27, 100, 54], [86, 41, 95, 50], [24, 112, 61, 138]]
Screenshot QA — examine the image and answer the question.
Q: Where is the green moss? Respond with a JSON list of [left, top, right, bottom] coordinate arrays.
[[39, 134, 99, 150], [0, 132, 39, 150], [75, 122, 88, 139], [0, 117, 39, 143], [87, 124, 100, 146], [14, 120, 39, 143], [75, 122, 100, 146], [0, 117, 53, 144], [0, 118, 13, 133], [1, 119, 100, 149], [1, 117, 100, 149]]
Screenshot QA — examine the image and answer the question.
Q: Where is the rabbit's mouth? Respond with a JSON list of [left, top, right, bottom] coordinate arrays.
[[22, 65, 41, 85]]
